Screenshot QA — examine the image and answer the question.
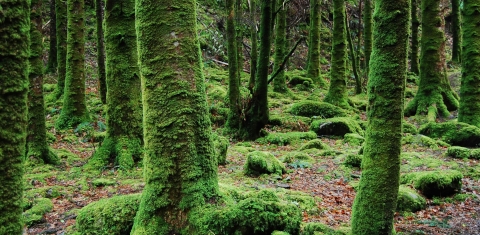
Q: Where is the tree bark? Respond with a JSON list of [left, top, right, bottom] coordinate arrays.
[[46, 0, 58, 73], [451, 0, 461, 63], [306, 0, 326, 86], [55, 0, 67, 99], [410, 0, 420, 74], [226, 0, 241, 130], [273, 0, 288, 93], [363, 0, 372, 78], [95, 0, 107, 103]]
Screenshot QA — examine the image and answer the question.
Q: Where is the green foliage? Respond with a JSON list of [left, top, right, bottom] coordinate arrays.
[[396, 185, 427, 212], [344, 154, 362, 168], [287, 75, 313, 87], [343, 133, 365, 146], [289, 101, 348, 118], [310, 117, 364, 137], [256, 132, 317, 146], [298, 139, 331, 151], [419, 121, 480, 147], [447, 146, 471, 159], [77, 194, 140, 235], [244, 151, 286, 176], [400, 170, 463, 198], [23, 198, 54, 226]]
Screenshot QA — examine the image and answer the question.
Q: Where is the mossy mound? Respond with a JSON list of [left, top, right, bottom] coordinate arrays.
[[271, 231, 290, 235], [396, 185, 427, 212], [419, 121, 480, 147], [447, 146, 480, 160], [256, 132, 317, 146], [402, 134, 439, 149], [288, 101, 348, 118], [76, 194, 141, 235], [403, 121, 418, 134], [23, 198, 54, 226], [343, 154, 362, 168], [400, 170, 463, 198], [213, 133, 229, 165], [348, 94, 368, 111], [288, 75, 313, 87], [343, 133, 365, 146], [302, 222, 348, 235], [310, 117, 364, 137], [298, 139, 331, 151], [268, 115, 312, 131], [281, 151, 314, 168], [244, 151, 286, 176], [91, 178, 116, 187]]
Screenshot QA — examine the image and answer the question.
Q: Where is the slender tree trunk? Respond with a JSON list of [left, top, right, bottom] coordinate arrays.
[[226, 0, 241, 130], [55, 0, 67, 99], [46, 0, 58, 73], [451, 0, 461, 63], [87, 0, 143, 170], [273, 0, 288, 93], [306, 0, 326, 86], [27, 0, 59, 164], [324, 0, 349, 108], [0, 0, 29, 233], [351, 0, 409, 234], [405, 0, 459, 121], [363, 0, 372, 78], [458, 0, 480, 127], [410, 0, 420, 74], [357, 0, 364, 69], [95, 0, 107, 103], [249, 0, 258, 90], [236, 0, 243, 82], [131, 0, 218, 233], [56, 0, 90, 129], [346, 9, 362, 94]]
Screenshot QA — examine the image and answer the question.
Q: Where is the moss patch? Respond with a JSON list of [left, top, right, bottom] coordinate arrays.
[[244, 151, 286, 176], [256, 132, 317, 146], [400, 170, 463, 198], [288, 101, 348, 118], [298, 139, 331, 151], [213, 133, 229, 165], [343, 133, 365, 146], [281, 151, 315, 169], [419, 121, 480, 147], [310, 117, 364, 137], [302, 222, 348, 235], [396, 185, 427, 212], [23, 198, 54, 226]]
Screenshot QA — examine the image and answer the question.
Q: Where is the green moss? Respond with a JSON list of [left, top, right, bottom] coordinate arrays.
[[298, 139, 331, 151], [288, 75, 313, 87], [268, 115, 312, 131], [271, 231, 290, 235], [418, 121, 480, 147], [92, 178, 117, 187], [348, 94, 368, 111], [343, 133, 365, 146], [244, 151, 286, 176], [256, 132, 317, 146], [396, 185, 427, 212], [302, 222, 348, 235], [289, 101, 348, 118], [226, 0, 241, 131], [310, 117, 364, 137], [402, 134, 439, 149], [55, 0, 67, 100], [403, 121, 418, 134], [400, 170, 463, 198], [213, 133, 229, 165], [76, 194, 140, 235], [23, 198, 54, 226], [344, 154, 362, 168], [447, 146, 471, 159], [281, 152, 314, 168], [306, 0, 327, 86]]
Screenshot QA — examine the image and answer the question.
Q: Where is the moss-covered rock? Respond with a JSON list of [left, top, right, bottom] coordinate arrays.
[[396, 185, 427, 212], [23, 198, 54, 226], [281, 152, 314, 168], [289, 101, 347, 118], [403, 121, 418, 134], [400, 170, 463, 198], [244, 151, 286, 176], [298, 139, 331, 151], [256, 132, 317, 146], [288, 75, 313, 87], [419, 121, 480, 147], [447, 146, 471, 159], [344, 154, 362, 168], [343, 133, 365, 146], [213, 133, 229, 165], [402, 134, 439, 149], [76, 194, 141, 235], [310, 117, 364, 137], [302, 222, 348, 235]]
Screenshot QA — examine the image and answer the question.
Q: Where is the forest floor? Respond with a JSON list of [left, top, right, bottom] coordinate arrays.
[[23, 66, 480, 235]]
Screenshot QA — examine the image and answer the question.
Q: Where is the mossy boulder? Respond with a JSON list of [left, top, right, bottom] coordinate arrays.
[[256, 132, 317, 146], [288, 101, 347, 118], [447, 146, 480, 160], [343, 154, 362, 168], [76, 194, 141, 235], [213, 133, 229, 165], [23, 198, 54, 226], [400, 170, 463, 198], [343, 133, 365, 146], [298, 139, 330, 151], [396, 185, 427, 212], [302, 222, 348, 235], [288, 75, 313, 86], [403, 121, 418, 134], [310, 117, 364, 137], [419, 121, 480, 147], [281, 151, 314, 168], [244, 151, 286, 176]]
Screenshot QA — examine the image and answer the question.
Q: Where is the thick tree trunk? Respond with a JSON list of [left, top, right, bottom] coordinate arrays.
[[351, 0, 409, 234], [410, 0, 420, 74], [131, 0, 218, 233], [324, 0, 349, 108], [226, 0, 241, 130], [95, 0, 107, 104], [451, 0, 461, 63], [55, 0, 67, 99], [273, 0, 288, 93], [405, 0, 459, 121], [458, 0, 480, 127], [46, 0, 58, 73], [87, 0, 143, 170], [0, 0, 29, 233], [28, 0, 59, 164], [56, 0, 90, 129], [306, 0, 326, 86]]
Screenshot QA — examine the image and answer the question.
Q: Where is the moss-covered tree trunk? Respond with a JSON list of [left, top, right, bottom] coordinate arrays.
[[306, 0, 326, 86], [54, 0, 67, 99], [451, 0, 461, 63], [405, 0, 459, 121], [241, 0, 272, 140], [95, 0, 107, 104], [235, 0, 243, 81], [46, 0, 57, 73], [226, 0, 241, 130], [458, 0, 480, 127], [0, 0, 29, 233], [363, 0, 372, 77], [273, 0, 288, 93], [87, 0, 143, 170], [346, 10, 361, 94], [249, 0, 258, 90], [324, 0, 349, 109], [27, 0, 59, 164], [410, 0, 420, 74], [130, 0, 218, 233], [351, 0, 410, 234], [55, 0, 90, 129]]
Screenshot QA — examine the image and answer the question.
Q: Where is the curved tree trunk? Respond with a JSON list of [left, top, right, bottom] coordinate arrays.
[[324, 0, 349, 108], [451, 0, 461, 63], [226, 0, 241, 130], [0, 0, 29, 233], [95, 0, 107, 104], [273, 0, 288, 93], [27, 0, 59, 164], [87, 0, 143, 170], [405, 0, 459, 121], [351, 0, 409, 234], [410, 0, 420, 74], [131, 0, 218, 233], [306, 0, 326, 86], [55, 0, 67, 99], [458, 0, 480, 127]]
